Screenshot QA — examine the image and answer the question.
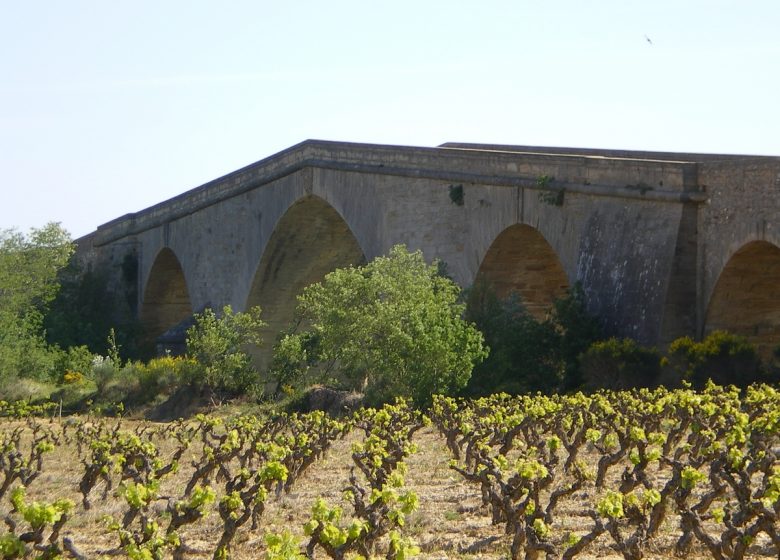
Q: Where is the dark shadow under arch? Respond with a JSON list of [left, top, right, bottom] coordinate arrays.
[[246, 196, 366, 368], [140, 248, 192, 355], [705, 240, 780, 357], [476, 224, 569, 319]]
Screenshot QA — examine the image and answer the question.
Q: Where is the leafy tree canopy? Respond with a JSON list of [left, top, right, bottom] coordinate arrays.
[[185, 305, 265, 394], [274, 245, 487, 405], [0, 223, 73, 381], [0, 223, 73, 324], [463, 281, 602, 395]]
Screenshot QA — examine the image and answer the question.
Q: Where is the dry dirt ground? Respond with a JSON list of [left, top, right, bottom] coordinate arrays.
[[2, 418, 777, 560]]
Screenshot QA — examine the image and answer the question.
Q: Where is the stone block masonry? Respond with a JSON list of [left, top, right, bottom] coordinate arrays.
[[76, 140, 780, 362]]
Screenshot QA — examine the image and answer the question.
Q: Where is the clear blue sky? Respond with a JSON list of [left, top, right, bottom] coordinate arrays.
[[2, 1, 778, 238]]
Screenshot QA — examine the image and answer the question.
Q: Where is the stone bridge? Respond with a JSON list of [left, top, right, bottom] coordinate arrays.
[[77, 140, 780, 362]]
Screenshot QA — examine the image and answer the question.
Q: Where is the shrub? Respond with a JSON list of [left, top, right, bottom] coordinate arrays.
[[667, 331, 763, 388], [275, 245, 486, 406], [464, 282, 602, 395], [462, 279, 529, 394], [463, 280, 562, 395], [62, 370, 84, 385], [185, 305, 265, 394], [551, 284, 604, 390], [580, 338, 661, 391], [0, 377, 56, 402], [90, 355, 120, 395], [269, 331, 321, 396], [137, 355, 198, 401], [0, 331, 61, 383], [55, 345, 94, 383]]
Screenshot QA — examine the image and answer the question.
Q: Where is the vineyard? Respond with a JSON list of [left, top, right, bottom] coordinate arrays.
[[0, 383, 778, 560]]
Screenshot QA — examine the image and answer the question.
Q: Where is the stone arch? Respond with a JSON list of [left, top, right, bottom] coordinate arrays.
[[704, 240, 780, 356], [140, 248, 192, 354], [475, 224, 569, 319], [246, 195, 366, 367]]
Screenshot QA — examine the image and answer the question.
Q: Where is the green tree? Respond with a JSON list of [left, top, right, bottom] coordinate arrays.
[[550, 283, 604, 391], [185, 305, 265, 394], [0, 223, 73, 381], [464, 282, 602, 395], [274, 245, 486, 405], [463, 281, 561, 395]]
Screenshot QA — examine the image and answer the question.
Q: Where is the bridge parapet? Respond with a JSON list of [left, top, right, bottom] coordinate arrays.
[[93, 140, 706, 247]]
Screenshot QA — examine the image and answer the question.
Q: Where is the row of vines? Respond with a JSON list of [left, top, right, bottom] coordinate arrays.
[[1, 383, 779, 560], [0, 400, 425, 560], [431, 383, 780, 559]]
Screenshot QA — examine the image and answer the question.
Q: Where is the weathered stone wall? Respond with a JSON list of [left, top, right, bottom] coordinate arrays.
[[79, 140, 780, 356], [697, 159, 780, 351], [133, 171, 308, 314]]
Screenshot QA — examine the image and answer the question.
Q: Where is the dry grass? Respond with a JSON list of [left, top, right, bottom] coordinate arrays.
[[1, 417, 776, 559]]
